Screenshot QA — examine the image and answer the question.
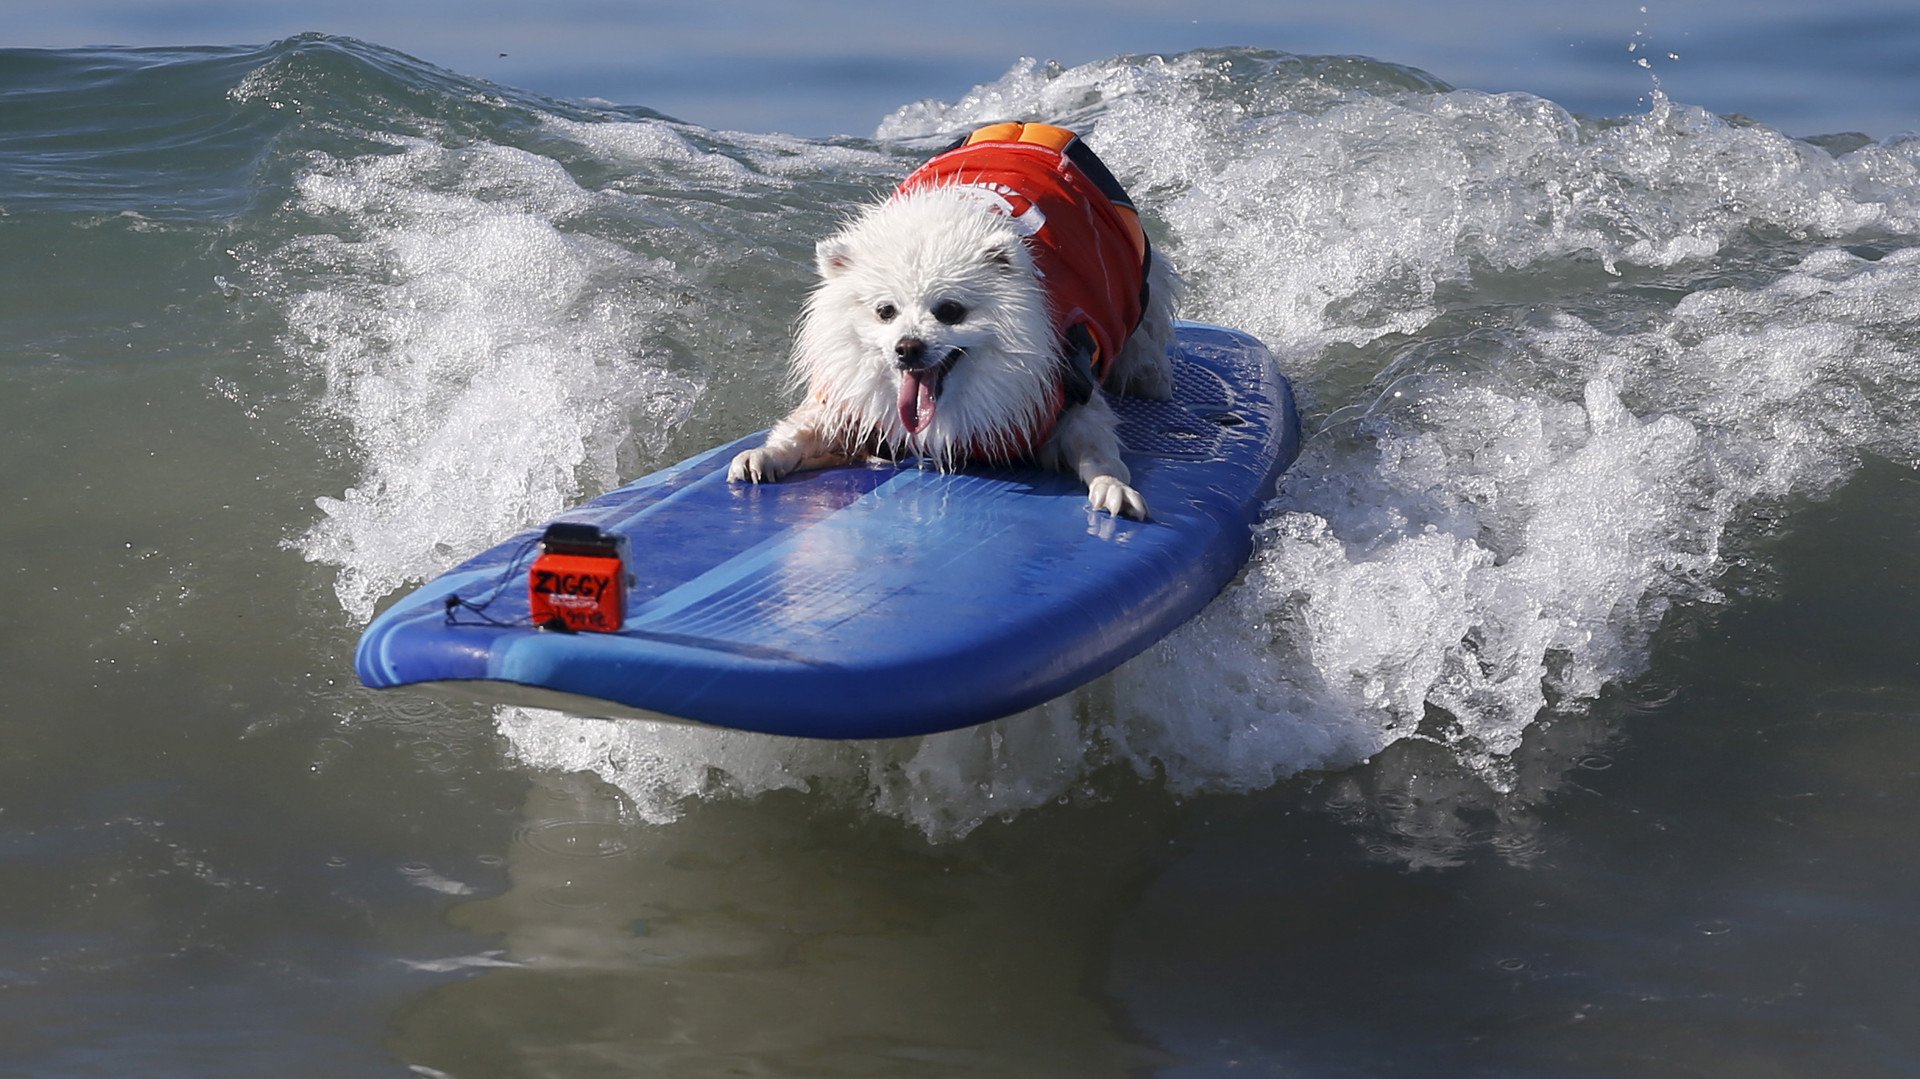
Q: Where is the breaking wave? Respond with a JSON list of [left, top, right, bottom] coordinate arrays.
[[241, 41, 1920, 838]]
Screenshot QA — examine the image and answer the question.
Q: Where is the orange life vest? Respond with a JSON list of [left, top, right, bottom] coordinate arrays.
[[896, 123, 1152, 459]]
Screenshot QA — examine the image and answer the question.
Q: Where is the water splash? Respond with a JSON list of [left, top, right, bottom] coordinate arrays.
[[271, 137, 700, 621]]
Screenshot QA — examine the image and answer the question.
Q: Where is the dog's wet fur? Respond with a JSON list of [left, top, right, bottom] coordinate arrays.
[[728, 184, 1178, 519]]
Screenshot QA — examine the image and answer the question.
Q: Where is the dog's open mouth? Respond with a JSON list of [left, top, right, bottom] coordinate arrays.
[[897, 348, 964, 435]]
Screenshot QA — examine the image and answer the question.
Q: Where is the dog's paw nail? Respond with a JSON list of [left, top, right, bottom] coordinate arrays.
[[1088, 477, 1148, 520], [728, 451, 766, 483]]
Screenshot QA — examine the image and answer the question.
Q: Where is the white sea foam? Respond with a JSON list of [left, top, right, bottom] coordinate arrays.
[[293, 53, 1920, 839], [498, 691, 1095, 841], [278, 137, 701, 621]]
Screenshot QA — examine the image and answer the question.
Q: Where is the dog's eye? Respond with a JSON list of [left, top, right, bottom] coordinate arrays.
[[875, 303, 897, 323], [933, 301, 967, 325]]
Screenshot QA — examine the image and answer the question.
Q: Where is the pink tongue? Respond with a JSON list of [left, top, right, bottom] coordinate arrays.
[[897, 365, 945, 434]]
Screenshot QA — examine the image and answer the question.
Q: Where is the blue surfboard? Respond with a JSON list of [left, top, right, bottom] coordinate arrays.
[[354, 322, 1301, 738]]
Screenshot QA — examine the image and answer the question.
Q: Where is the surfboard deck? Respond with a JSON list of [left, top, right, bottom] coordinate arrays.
[[354, 321, 1302, 739]]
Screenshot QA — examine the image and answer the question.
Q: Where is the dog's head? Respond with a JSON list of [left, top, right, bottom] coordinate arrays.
[[795, 186, 1057, 461]]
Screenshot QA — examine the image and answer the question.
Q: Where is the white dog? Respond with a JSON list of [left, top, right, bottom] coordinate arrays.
[[729, 123, 1177, 519]]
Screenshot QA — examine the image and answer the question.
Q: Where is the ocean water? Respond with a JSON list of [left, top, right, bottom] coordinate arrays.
[[3, 5, 1919, 1076]]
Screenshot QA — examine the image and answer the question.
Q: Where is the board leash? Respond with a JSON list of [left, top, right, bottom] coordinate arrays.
[[442, 533, 543, 628]]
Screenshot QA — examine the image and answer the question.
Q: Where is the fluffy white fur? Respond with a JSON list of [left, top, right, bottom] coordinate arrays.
[[728, 184, 1178, 519]]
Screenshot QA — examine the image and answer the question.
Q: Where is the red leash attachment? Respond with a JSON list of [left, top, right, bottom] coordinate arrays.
[[528, 522, 628, 633]]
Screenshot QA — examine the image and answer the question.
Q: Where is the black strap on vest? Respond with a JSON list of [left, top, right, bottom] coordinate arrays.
[[1059, 325, 1098, 407], [1060, 138, 1133, 211], [1059, 136, 1155, 313]]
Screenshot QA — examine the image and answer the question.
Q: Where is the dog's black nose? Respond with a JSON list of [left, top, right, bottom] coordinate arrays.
[[894, 337, 926, 367]]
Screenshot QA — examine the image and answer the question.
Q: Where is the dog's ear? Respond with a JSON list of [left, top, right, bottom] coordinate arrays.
[[816, 237, 854, 279]]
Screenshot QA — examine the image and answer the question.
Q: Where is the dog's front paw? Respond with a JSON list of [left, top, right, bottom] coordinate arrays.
[[728, 448, 789, 484], [1088, 475, 1149, 520]]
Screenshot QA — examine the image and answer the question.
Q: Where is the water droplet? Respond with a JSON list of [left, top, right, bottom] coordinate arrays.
[[518, 819, 637, 860]]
